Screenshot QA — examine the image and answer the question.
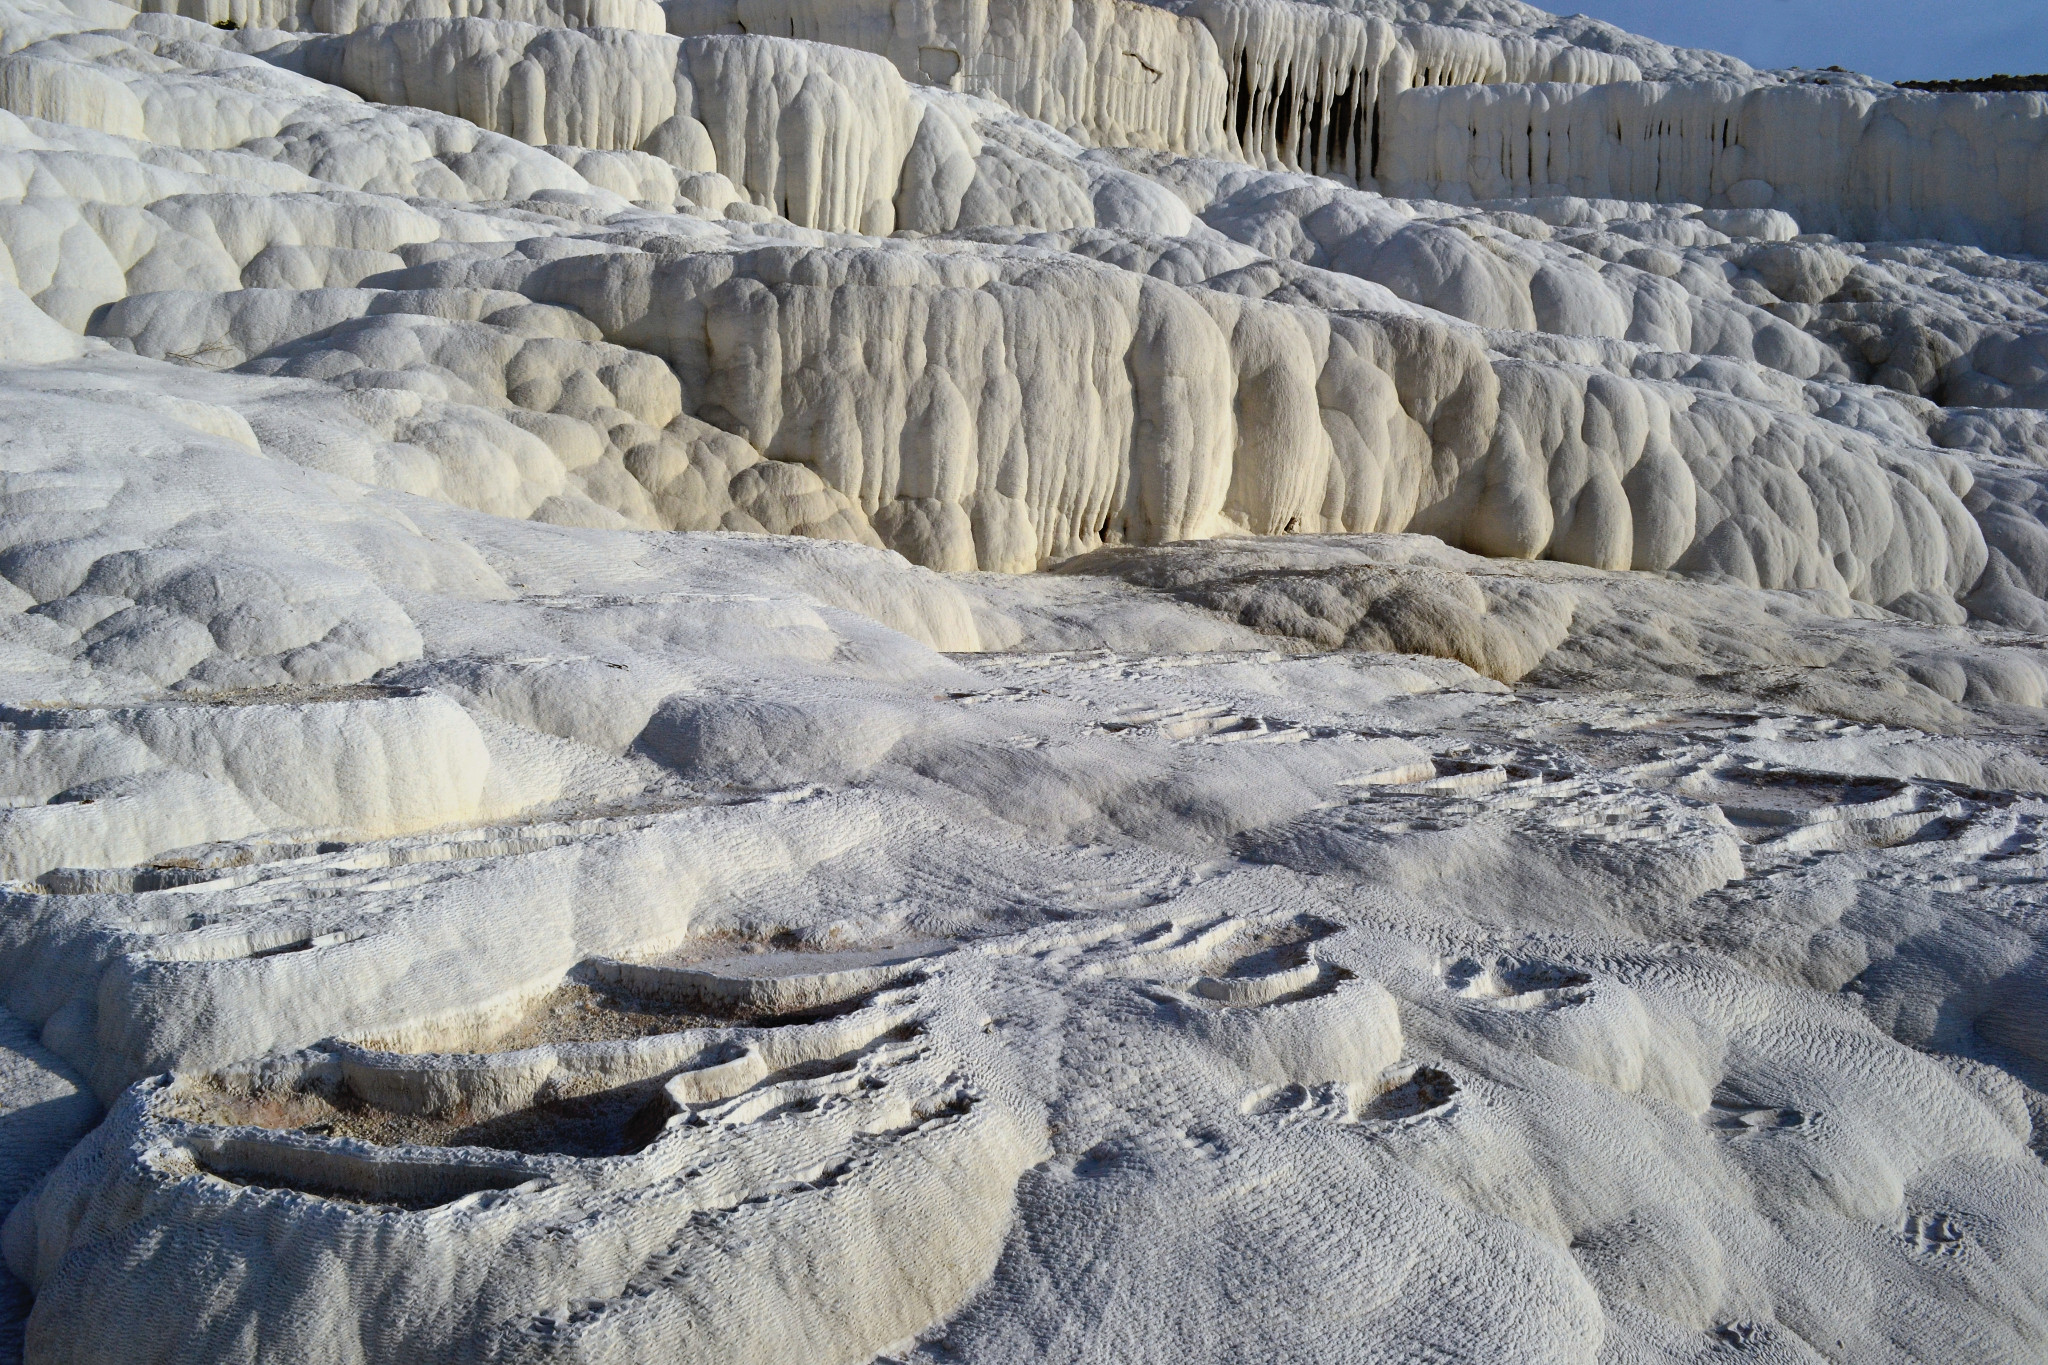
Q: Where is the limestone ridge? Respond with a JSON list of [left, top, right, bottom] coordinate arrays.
[[0, 0, 2031, 592]]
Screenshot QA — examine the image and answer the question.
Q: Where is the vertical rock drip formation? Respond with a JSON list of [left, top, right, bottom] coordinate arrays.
[[1381, 80, 2048, 253], [659, 0, 1231, 156], [520, 245, 1236, 570], [484, 237, 1989, 601], [309, 19, 921, 231], [1138, 0, 1642, 184], [679, 32, 919, 232], [79, 0, 2048, 254], [1184, 0, 1403, 182], [119, 0, 669, 33]]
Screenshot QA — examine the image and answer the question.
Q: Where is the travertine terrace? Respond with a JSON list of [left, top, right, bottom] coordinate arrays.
[[0, 0, 2043, 1359]]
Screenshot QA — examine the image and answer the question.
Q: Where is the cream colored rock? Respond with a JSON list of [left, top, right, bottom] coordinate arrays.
[[1380, 79, 2048, 255], [662, 0, 1230, 158], [309, 19, 920, 231], [122, 0, 667, 34]]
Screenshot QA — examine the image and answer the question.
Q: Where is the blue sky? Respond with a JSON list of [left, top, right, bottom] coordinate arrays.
[[1557, 1, 2048, 82]]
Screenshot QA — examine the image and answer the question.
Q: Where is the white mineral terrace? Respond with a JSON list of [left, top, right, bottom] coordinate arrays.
[[0, 0, 2042, 1358]]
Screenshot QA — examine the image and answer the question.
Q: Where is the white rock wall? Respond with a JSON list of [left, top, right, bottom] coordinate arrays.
[[1181, 0, 1639, 182], [496, 236, 1987, 602], [1381, 79, 2048, 254], [660, 0, 1231, 157], [118, 0, 668, 34], [306, 19, 920, 232]]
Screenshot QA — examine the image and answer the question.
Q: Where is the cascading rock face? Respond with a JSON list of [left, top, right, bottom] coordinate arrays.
[[661, 0, 1233, 159], [0, 0, 2046, 1360], [1181, 0, 1641, 183], [307, 19, 923, 232], [1379, 79, 2048, 254], [122, 0, 670, 30], [497, 234, 1987, 596]]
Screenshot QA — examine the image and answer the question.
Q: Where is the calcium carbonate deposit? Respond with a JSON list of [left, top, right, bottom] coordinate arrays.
[[0, 0, 2043, 1357]]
